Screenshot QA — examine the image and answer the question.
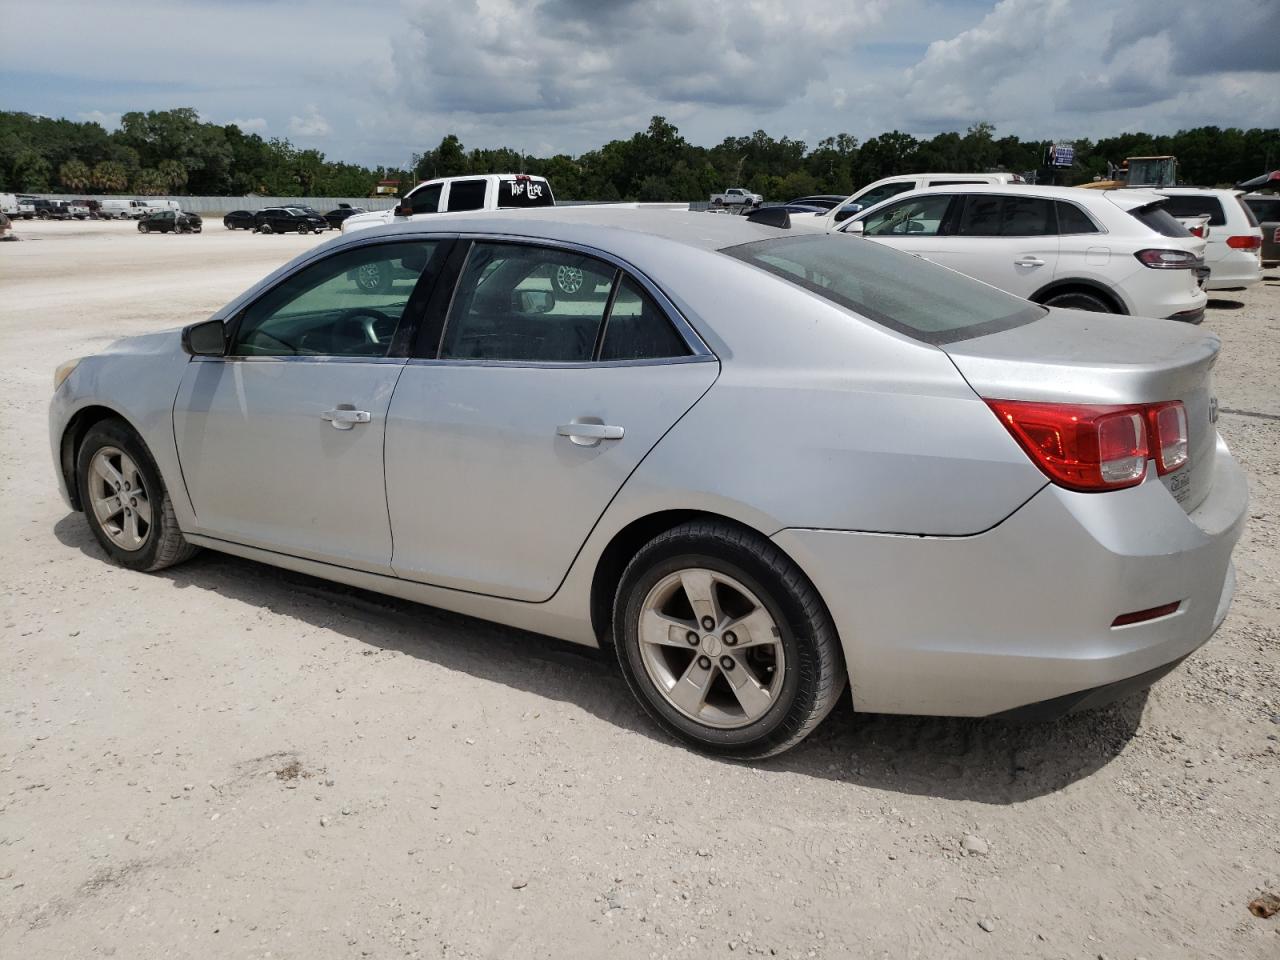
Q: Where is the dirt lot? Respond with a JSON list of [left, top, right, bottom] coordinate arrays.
[[2, 218, 1278, 959]]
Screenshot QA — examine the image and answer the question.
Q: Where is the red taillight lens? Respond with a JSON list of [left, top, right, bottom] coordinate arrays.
[[1226, 234, 1262, 250], [1135, 248, 1198, 269], [985, 401, 1148, 491], [1148, 401, 1188, 475], [1188, 224, 1207, 238]]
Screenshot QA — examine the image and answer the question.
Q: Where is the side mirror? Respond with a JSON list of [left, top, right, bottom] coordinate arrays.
[[182, 318, 227, 357], [394, 200, 413, 217], [514, 289, 556, 314], [833, 204, 863, 223], [844, 220, 865, 235]]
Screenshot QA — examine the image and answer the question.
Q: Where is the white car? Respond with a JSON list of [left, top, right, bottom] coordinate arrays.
[[841, 184, 1208, 322], [791, 172, 1026, 232], [1157, 188, 1263, 290], [343, 174, 554, 235]]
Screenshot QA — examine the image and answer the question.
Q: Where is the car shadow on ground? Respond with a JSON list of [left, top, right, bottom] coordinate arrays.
[[54, 513, 1146, 805], [1207, 298, 1246, 310]]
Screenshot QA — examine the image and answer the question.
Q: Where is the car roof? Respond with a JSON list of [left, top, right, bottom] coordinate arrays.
[[338, 206, 793, 254], [875, 182, 1164, 211]]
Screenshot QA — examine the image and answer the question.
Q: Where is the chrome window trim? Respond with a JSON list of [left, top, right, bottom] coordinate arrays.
[[431, 232, 715, 362], [404, 354, 716, 370], [191, 354, 407, 365]]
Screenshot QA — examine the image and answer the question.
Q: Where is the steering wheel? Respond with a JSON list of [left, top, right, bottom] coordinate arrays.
[[336, 308, 393, 347]]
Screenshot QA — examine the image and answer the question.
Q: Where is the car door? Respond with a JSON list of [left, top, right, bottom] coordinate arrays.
[[855, 193, 958, 262], [173, 238, 448, 573], [384, 239, 719, 602], [922, 193, 1059, 298]]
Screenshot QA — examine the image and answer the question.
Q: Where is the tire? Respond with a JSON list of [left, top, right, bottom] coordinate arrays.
[[139, 223, 149, 233], [1040, 289, 1115, 313], [259, 222, 272, 235], [613, 520, 846, 759], [75, 419, 198, 573]]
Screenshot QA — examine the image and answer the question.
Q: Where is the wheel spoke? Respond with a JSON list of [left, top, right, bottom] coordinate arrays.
[[723, 654, 774, 719], [132, 493, 152, 529], [679, 569, 721, 627], [93, 456, 124, 491], [723, 608, 779, 649], [667, 656, 716, 717], [639, 608, 696, 649], [126, 509, 143, 547], [92, 494, 123, 522]]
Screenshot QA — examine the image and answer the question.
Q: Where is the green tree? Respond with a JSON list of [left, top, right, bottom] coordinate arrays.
[[59, 158, 92, 192], [132, 167, 168, 195], [157, 158, 188, 191], [91, 160, 129, 192]]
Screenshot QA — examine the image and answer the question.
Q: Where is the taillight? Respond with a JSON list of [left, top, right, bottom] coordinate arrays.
[[1187, 224, 1207, 238], [1134, 249, 1199, 269], [1148, 402, 1188, 475], [1225, 234, 1262, 250], [986, 399, 1189, 493]]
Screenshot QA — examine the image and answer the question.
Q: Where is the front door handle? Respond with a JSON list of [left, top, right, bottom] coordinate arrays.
[[557, 422, 624, 447], [322, 407, 371, 430], [1014, 256, 1046, 267]]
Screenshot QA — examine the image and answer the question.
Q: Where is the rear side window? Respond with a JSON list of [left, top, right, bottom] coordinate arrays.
[[446, 179, 487, 212], [1236, 197, 1260, 227], [1055, 201, 1100, 234], [953, 195, 1055, 236], [724, 234, 1044, 345], [498, 177, 553, 208], [1159, 194, 1226, 225], [1129, 203, 1192, 238], [599, 277, 690, 361]]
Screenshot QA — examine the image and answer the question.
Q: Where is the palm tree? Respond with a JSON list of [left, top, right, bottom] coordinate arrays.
[[59, 159, 92, 193], [157, 159, 188, 192], [132, 168, 169, 196], [91, 161, 129, 193]]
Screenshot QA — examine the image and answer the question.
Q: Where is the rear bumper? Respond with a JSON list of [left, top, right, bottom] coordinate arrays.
[[1204, 250, 1262, 290], [774, 436, 1248, 717]]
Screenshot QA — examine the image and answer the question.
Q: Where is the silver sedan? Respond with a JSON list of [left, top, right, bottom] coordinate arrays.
[[49, 208, 1248, 757]]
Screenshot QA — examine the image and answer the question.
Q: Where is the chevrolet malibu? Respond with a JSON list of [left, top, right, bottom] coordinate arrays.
[[49, 209, 1247, 758]]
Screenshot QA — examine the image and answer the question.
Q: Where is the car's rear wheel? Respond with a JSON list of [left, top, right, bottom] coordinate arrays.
[[613, 520, 846, 758], [75, 419, 198, 573], [1041, 289, 1115, 313], [259, 222, 272, 234], [138, 222, 149, 233], [355, 262, 392, 293], [297, 223, 310, 235]]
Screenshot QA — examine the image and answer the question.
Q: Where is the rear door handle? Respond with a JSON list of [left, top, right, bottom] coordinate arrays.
[[557, 422, 624, 446], [322, 407, 371, 430], [1014, 256, 1046, 267]]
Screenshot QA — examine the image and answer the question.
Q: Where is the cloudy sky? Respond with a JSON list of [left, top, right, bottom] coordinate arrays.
[[4, 0, 1277, 166]]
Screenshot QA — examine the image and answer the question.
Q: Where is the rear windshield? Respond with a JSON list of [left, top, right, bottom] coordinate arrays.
[[1244, 197, 1280, 221], [723, 234, 1045, 345], [499, 177, 554, 208], [1130, 203, 1192, 237], [1159, 194, 1226, 225]]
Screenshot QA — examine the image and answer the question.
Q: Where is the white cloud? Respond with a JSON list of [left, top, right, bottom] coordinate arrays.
[[232, 117, 268, 132], [78, 109, 121, 129], [287, 105, 331, 137]]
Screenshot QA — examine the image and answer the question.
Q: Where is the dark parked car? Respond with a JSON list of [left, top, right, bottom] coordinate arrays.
[[254, 206, 328, 234], [223, 210, 257, 230], [1242, 194, 1280, 267], [784, 195, 847, 210], [32, 199, 72, 220], [323, 204, 367, 229], [138, 210, 202, 234]]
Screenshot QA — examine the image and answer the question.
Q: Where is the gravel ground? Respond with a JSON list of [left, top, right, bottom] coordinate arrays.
[[2, 219, 1278, 959]]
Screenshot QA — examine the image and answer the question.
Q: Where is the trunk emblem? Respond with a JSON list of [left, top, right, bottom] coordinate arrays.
[[1209, 397, 1219, 424]]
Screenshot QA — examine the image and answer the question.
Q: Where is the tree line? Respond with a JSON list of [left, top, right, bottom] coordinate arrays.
[[2, 108, 1276, 201]]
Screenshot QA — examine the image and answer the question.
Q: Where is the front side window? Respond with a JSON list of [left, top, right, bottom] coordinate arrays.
[[446, 179, 487, 212], [440, 243, 616, 362], [724, 234, 1044, 345], [847, 181, 914, 213], [408, 183, 442, 214], [860, 194, 953, 236], [232, 241, 439, 357]]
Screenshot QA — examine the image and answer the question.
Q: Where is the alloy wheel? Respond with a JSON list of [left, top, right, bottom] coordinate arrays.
[[555, 264, 585, 294], [88, 446, 152, 552], [636, 568, 785, 729]]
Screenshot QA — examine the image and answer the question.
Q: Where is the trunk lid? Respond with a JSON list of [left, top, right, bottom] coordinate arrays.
[[944, 307, 1220, 512]]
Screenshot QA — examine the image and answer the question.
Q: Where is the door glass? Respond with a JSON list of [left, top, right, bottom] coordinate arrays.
[[861, 194, 952, 236], [446, 179, 487, 211], [848, 181, 913, 212], [232, 241, 439, 357], [953, 195, 1003, 236], [999, 196, 1055, 235], [440, 242, 616, 362], [409, 184, 443, 214], [599, 277, 690, 361], [1056, 201, 1100, 234]]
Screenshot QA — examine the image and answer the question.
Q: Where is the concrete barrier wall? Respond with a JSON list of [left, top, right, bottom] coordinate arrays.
[[30, 194, 400, 216]]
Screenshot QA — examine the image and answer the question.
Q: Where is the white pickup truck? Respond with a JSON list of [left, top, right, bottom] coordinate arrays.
[[342, 173, 555, 234], [0, 193, 36, 219], [709, 187, 762, 208]]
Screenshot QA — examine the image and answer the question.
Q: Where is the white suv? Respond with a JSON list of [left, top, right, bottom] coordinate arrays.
[[841, 184, 1208, 322], [790, 172, 1026, 232], [1156, 188, 1263, 290]]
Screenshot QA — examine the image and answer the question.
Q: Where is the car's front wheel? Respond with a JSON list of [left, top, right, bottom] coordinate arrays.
[[75, 419, 198, 573], [138, 222, 149, 233], [1040, 289, 1115, 313], [259, 222, 272, 234], [613, 520, 846, 758]]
